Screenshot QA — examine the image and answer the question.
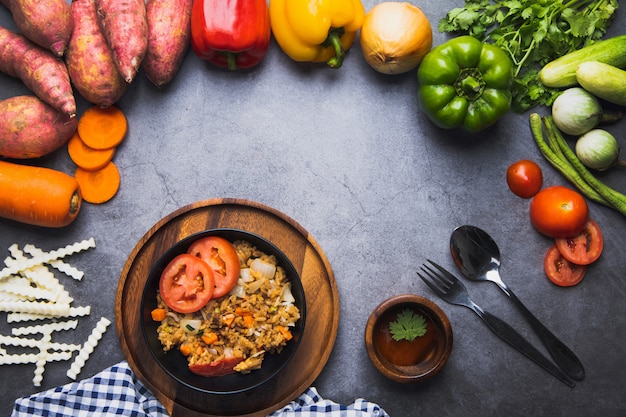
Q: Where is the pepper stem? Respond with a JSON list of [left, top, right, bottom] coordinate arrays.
[[224, 52, 237, 71], [322, 27, 346, 69], [454, 68, 485, 101]]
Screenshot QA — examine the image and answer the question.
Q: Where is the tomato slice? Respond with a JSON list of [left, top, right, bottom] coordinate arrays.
[[543, 245, 587, 287], [188, 356, 244, 377], [555, 218, 603, 266], [159, 254, 215, 313], [187, 236, 241, 298]]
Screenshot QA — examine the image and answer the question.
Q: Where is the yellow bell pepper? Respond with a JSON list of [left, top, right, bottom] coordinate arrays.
[[269, 0, 365, 68]]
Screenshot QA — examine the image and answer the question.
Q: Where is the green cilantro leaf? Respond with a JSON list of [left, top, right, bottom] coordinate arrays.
[[389, 309, 427, 342], [438, 0, 619, 112]]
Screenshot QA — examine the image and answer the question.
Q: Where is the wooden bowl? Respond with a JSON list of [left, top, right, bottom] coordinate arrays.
[[141, 228, 306, 395], [364, 294, 453, 383]]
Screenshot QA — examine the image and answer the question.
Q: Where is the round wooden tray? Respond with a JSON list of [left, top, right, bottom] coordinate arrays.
[[115, 198, 339, 416]]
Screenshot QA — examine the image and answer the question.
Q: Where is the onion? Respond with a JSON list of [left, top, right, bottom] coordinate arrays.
[[180, 318, 202, 335], [359, 2, 433, 74], [250, 258, 276, 279], [552, 88, 602, 135], [575, 129, 626, 171]]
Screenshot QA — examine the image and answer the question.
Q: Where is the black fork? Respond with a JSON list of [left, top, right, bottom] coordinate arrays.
[[417, 260, 575, 388]]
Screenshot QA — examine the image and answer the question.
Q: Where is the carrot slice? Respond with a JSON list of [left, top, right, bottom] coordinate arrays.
[[77, 105, 127, 150], [74, 161, 121, 204], [67, 133, 116, 171]]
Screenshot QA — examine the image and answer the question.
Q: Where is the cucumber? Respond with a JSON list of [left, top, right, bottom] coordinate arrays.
[[576, 61, 626, 106], [539, 35, 626, 88]]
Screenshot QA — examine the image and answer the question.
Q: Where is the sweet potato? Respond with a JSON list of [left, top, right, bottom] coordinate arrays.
[[0, 0, 73, 57], [95, 0, 149, 83], [0, 95, 78, 159], [65, 0, 127, 108], [142, 0, 192, 87], [0, 160, 82, 228], [0, 27, 76, 117]]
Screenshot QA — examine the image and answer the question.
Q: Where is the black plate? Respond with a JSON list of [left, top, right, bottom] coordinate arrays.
[[140, 228, 306, 395]]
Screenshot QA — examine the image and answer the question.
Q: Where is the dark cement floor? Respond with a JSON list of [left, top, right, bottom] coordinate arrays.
[[2, 2, 626, 416]]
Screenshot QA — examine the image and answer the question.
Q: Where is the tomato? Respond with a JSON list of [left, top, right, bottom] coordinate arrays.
[[159, 254, 215, 313], [543, 245, 587, 286], [506, 159, 543, 198], [187, 236, 241, 298], [555, 218, 603, 266], [188, 355, 244, 377], [529, 186, 589, 238]]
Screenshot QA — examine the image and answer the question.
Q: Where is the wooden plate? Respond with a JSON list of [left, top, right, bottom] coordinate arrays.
[[115, 198, 339, 416]]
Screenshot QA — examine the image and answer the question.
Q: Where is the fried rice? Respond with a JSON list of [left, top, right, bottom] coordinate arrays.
[[155, 239, 301, 375]]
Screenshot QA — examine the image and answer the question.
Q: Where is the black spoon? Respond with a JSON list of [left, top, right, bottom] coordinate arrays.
[[450, 225, 585, 381]]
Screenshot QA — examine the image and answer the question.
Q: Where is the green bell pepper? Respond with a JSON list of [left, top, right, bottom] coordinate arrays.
[[417, 36, 513, 132]]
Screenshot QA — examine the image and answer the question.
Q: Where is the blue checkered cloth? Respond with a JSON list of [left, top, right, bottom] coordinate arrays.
[[12, 361, 389, 417]]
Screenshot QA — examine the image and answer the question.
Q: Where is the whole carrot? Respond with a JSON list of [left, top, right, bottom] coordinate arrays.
[[95, 0, 149, 83], [0, 27, 76, 117], [0, 0, 73, 57], [142, 0, 192, 87], [0, 160, 82, 228], [65, 0, 127, 108]]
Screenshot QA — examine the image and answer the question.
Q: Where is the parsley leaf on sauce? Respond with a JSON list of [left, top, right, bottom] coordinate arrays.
[[389, 309, 428, 342]]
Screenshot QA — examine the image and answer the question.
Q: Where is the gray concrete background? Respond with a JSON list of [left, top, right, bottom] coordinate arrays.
[[1, 1, 625, 416]]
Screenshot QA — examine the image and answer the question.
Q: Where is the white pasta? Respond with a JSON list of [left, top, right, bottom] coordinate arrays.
[[0, 351, 74, 365], [0, 238, 95, 280], [11, 319, 79, 336], [0, 237, 103, 387], [32, 333, 51, 387], [0, 291, 30, 302], [23, 244, 85, 281], [6, 306, 91, 323], [66, 317, 111, 380], [0, 300, 71, 316], [0, 275, 61, 302]]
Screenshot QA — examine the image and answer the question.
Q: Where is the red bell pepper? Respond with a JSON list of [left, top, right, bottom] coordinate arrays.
[[190, 0, 271, 70]]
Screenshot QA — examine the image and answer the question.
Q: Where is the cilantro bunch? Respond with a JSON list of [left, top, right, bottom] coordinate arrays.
[[439, 0, 619, 112]]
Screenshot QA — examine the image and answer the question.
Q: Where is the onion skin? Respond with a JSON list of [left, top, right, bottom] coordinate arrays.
[[551, 88, 602, 136], [359, 2, 432, 75], [575, 129, 622, 171]]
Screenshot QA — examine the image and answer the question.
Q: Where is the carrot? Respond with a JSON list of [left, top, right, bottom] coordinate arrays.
[[277, 326, 293, 341], [74, 161, 121, 204], [1, 95, 77, 159], [0, 27, 76, 117], [201, 332, 218, 345], [242, 314, 255, 328], [179, 343, 192, 356], [222, 313, 235, 327], [150, 308, 167, 321], [95, 0, 149, 83], [67, 133, 116, 171], [0, 160, 82, 228], [142, 0, 192, 87], [0, 0, 73, 57], [65, 0, 127, 108], [77, 106, 128, 150]]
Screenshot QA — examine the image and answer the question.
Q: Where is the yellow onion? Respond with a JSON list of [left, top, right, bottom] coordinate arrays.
[[359, 2, 433, 74]]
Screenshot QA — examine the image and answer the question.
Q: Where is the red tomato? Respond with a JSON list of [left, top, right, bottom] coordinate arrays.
[[506, 159, 543, 198], [543, 245, 587, 287], [188, 356, 244, 377], [529, 186, 589, 238], [187, 236, 241, 298], [159, 254, 215, 313], [555, 218, 603, 265]]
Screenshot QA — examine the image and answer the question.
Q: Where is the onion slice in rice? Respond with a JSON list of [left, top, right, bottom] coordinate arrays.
[[250, 258, 276, 279]]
